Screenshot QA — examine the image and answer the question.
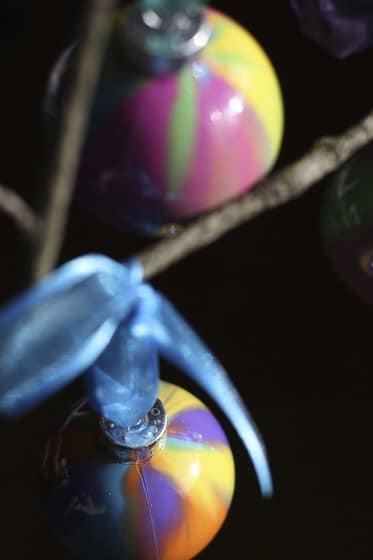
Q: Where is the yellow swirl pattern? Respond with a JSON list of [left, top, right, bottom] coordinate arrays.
[[202, 9, 284, 163]]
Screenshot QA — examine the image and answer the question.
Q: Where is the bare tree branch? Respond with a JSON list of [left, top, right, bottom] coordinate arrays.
[[0, 184, 39, 237], [138, 111, 373, 279], [31, 0, 117, 282]]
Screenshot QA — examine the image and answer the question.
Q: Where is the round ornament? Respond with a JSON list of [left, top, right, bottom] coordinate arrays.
[[46, 4, 284, 235], [43, 380, 235, 560], [320, 142, 373, 304]]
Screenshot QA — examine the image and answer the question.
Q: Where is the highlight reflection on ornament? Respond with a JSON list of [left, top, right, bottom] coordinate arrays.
[[43, 381, 235, 560], [321, 142, 373, 304], [45, 3, 283, 235]]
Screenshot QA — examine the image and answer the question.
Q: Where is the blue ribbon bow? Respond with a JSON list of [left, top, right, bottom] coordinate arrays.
[[0, 254, 272, 497]]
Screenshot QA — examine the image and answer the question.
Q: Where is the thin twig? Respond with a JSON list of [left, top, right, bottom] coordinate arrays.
[[31, 0, 117, 281], [138, 110, 373, 279], [0, 184, 39, 237]]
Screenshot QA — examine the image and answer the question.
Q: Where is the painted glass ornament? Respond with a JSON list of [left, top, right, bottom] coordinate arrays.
[[43, 381, 235, 560], [0, 254, 272, 560], [45, 3, 284, 235], [321, 142, 373, 304], [291, 0, 373, 59]]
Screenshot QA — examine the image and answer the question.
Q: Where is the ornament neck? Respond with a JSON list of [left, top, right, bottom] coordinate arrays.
[[99, 398, 167, 462], [121, 1, 212, 74]]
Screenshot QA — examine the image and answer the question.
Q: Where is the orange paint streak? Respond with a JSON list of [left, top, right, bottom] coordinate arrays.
[[161, 492, 229, 560]]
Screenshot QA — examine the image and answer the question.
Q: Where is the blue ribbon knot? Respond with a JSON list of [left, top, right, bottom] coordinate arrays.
[[0, 254, 273, 497]]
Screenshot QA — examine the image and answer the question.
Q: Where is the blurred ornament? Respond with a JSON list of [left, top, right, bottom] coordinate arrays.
[[45, 2, 283, 235], [43, 381, 235, 560], [321, 142, 373, 303], [291, 0, 373, 58], [0, 254, 272, 559]]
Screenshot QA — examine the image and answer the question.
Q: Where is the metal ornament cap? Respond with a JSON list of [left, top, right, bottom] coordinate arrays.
[[121, 1, 212, 73], [100, 398, 167, 450]]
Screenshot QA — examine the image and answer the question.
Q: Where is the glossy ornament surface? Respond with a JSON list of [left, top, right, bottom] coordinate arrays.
[[320, 143, 373, 304], [43, 380, 235, 560], [46, 6, 283, 235]]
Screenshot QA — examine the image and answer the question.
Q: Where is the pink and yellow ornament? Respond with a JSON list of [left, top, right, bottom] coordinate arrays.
[[47, 7, 284, 234]]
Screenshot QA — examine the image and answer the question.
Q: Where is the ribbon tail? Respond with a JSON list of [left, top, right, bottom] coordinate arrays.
[[146, 293, 273, 497]]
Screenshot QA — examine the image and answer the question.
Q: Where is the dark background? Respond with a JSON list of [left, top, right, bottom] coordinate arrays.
[[0, 1, 372, 558]]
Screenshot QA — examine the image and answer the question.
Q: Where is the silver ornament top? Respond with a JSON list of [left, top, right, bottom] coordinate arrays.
[[121, 1, 212, 73], [100, 398, 167, 457]]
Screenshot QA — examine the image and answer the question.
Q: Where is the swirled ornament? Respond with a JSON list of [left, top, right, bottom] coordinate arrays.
[[43, 381, 235, 560], [46, 4, 283, 235], [321, 143, 373, 304]]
